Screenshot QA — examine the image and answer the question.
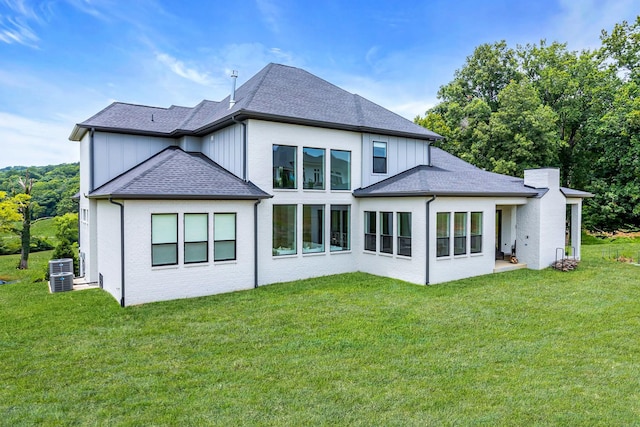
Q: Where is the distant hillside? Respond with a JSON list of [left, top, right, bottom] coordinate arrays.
[[0, 163, 79, 218]]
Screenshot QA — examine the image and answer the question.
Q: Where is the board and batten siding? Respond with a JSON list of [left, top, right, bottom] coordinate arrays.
[[92, 132, 176, 189], [202, 123, 244, 179], [361, 133, 430, 188]]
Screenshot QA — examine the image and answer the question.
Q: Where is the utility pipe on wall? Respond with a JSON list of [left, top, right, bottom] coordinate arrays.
[[109, 198, 126, 307], [425, 195, 436, 285]]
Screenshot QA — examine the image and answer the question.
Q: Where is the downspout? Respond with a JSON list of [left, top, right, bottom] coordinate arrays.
[[425, 195, 436, 285], [254, 199, 261, 288], [89, 128, 95, 191], [231, 115, 248, 181], [109, 198, 125, 307]]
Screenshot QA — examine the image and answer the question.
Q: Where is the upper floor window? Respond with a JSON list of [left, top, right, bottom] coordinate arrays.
[[184, 213, 208, 264], [330, 150, 351, 190], [273, 145, 297, 189], [397, 212, 412, 257], [380, 211, 393, 254], [364, 211, 376, 252], [373, 141, 387, 174], [303, 147, 325, 190], [151, 214, 178, 266]]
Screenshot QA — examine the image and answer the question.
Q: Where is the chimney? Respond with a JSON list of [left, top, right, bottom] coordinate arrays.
[[229, 70, 238, 108], [524, 168, 560, 189]]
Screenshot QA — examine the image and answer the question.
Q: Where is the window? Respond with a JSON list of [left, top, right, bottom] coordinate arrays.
[[436, 212, 450, 257], [303, 205, 325, 253], [454, 212, 467, 255], [330, 205, 350, 251], [380, 212, 393, 254], [184, 213, 208, 263], [273, 145, 297, 189], [273, 205, 297, 256], [397, 212, 412, 257], [151, 214, 178, 266], [364, 211, 376, 252], [330, 150, 351, 190], [81, 208, 89, 224], [303, 147, 325, 189], [471, 212, 483, 254], [214, 213, 236, 261], [373, 141, 387, 174]]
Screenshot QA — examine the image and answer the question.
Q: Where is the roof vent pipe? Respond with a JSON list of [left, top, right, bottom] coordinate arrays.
[[229, 70, 238, 108]]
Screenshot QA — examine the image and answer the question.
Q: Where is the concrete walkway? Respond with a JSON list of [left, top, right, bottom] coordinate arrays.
[[493, 260, 527, 273]]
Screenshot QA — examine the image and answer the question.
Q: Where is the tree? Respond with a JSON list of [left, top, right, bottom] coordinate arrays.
[[52, 213, 79, 275], [15, 172, 35, 269], [0, 191, 20, 233]]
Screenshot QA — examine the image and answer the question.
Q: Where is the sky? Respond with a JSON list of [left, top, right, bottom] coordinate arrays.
[[0, 0, 638, 168]]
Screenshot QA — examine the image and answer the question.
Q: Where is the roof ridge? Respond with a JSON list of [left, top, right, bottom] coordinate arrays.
[[177, 100, 210, 130]]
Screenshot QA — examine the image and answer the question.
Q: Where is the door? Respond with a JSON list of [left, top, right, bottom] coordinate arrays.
[[495, 209, 503, 260]]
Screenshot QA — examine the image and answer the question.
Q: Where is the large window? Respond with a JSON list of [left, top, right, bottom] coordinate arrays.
[[471, 212, 483, 254], [380, 212, 393, 254], [397, 212, 412, 257], [303, 147, 325, 190], [273, 145, 297, 189], [373, 141, 387, 174], [273, 205, 297, 256], [436, 212, 450, 257], [330, 150, 351, 190], [330, 205, 350, 251], [184, 213, 208, 263], [454, 212, 467, 256], [303, 205, 325, 253], [214, 213, 236, 261], [364, 211, 376, 252], [152, 214, 178, 266]]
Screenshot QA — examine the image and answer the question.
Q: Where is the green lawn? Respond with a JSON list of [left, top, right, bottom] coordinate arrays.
[[1, 245, 639, 426]]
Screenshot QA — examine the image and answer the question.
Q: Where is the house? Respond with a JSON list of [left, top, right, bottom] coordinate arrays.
[[69, 63, 592, 306]]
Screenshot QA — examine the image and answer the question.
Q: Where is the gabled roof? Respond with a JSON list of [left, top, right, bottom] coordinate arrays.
[[353, 147, 589, 198], [89, 146, 270, 200], [70, 63, 441, 141]]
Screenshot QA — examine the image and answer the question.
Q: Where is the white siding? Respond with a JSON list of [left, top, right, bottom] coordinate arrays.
[[93, 132, 176, 188], [361, 133, 430, 187], [96, 200, 122, 302], [202, 123, 244, 179]]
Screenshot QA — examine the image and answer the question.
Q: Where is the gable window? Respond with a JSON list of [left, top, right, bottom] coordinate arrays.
[[214, 213, 236, 261], [184, 213, 208, 263], [273, 205, 297, 256], [151, 214, 178, 266], [273, 145, 297, 189], [436, 212, 450, 257], [373, 141, 387, 174], [330, 150, 351, 190], [303, 147, 325, 189], [364, 211, 376, 252], [454, 212, 467, 256], [397, 212, 412, 257], [380, 211, 393, 254], [303, 205, 325, 253], [471, 212, 483, 254], [330, 205, 350, 251]]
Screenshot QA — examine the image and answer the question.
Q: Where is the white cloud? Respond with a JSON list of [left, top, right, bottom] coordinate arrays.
[[156, 52, 215, 86], [0, 112, 78, 168], [256, 0, 281, 33], [0, 13, 39, 47]]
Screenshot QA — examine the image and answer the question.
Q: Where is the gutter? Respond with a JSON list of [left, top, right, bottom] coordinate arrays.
[[231, 115, 248, 181], [425, 196, 436, 285], [90, 128, 95, 192], [254, 199, 261, 288], [109, 198, 126, 307]]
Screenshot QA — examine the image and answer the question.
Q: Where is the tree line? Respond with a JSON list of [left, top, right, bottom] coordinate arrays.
[[416, 16, 640, 232]]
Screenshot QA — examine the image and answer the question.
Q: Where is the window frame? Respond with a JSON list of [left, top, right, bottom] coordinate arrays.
[[372, 141, 387, 174], [303, 204, 325, 254], [184, 213, 209, 264], [436, 212, 450, 257], [303, 147, 325, 190], [330, 149, 351, 190], [364, 211, 377, 252], [330, 205, 351, 252], [214, 213, 237, 262], [380, 211, 393, 254], [470, 212, 483, 254], [397, 212, 412, 257], [273, 204, 297, 256], [272, 144, 297, 189], [151, 213, 178, 266], [454, 212, 467, 256]]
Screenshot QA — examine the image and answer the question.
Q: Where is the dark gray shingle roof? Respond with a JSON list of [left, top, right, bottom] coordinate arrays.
[[71, 63, 441, 141], [354, 147, 591, 198], [89, 146, 270, 200]]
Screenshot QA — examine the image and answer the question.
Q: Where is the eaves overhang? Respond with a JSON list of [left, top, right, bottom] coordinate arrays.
[[352, 190, 540, 198], [88, 193, 273, 201]]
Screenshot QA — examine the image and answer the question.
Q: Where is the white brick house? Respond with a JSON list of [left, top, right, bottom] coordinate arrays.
[[69, 63, 591, 306]]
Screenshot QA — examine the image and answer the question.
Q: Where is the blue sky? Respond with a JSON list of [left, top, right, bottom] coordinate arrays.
[[0, 0, 638, 168]]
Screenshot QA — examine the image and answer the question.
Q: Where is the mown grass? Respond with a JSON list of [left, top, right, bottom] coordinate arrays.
[[1, 244, 639, 426]]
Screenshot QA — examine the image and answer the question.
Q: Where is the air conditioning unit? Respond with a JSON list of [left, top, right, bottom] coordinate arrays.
[[50, 272, 74, 293], [49, 258, 74, 276]]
